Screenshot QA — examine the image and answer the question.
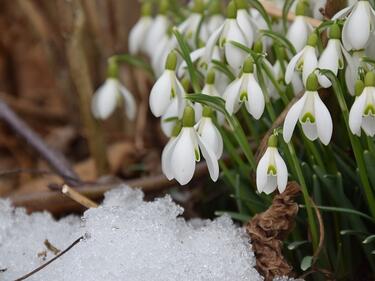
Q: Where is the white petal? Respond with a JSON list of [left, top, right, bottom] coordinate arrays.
[[91, 79, 118, 119], [302, 121, 318, 141], [256, 148, 271, 193], [302, 46, 318, 85], [343, 49, 361, 96], [262, 176, 278, 195], [314, 93, 333, 145], [285, 50, 304, 84], [203, 25, 224, 65], [197, 118, 223, 159], [149, 71, 173, 117], [162, 138, 177, 180], [177, 47, 205, 77], [362, 115, 375, 136], [236, 9, 254, 47], [129, 17, 152, 54], [197, 133, 220, 182], [318, 40, 340, 88], [224, 20, 248, 71], [224, 78, 243, 114], [118, 83, 137, 120], [349, 91, 367, 136], [292, 72, 304, 95], [174, 77, 187, 118], [283, 94, 307, 143], [274, 150, 288, 193], [332, 4, 354, 20], [161, 99, 179, 137], [344, 2, 371, 50], [208, 14, 225, 34], [287, 16, 311, 52], [171, 128, 196, 185], [246, 75, 265, 119], [145, 15, 169, 56]]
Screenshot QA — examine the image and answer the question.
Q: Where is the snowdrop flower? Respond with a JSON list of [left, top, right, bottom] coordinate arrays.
[[349, 72, 375, 136], [256, 135, 288, 194], [207, 0, 225, 34], [344, 50, 369, 96], [128, 2, 153, 55], [91, 61, 136, 120], [283, 73, 333, 145], [235, 0, 255, 48], [224, 58, 265, 119], [161, 99, 179, 137], [162, 106, 219, 185], [195, 106, 223, 159], [318, 24, 348, 88], [203, 1, 248, 72], [149, 52, 186, 117], [152, 30, 178, 77], [144, 0, 170, 56], [287, 1, 313, 53], [333, 0, 375, 51], [285, 33, 318, 86], [178, 0, 208, 48]]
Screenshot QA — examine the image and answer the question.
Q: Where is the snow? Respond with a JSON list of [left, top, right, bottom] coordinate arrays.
[[0, 185, 265, 281]]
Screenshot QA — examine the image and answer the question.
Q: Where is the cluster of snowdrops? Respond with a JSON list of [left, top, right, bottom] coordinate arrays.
[[91, 0, 375, 196]]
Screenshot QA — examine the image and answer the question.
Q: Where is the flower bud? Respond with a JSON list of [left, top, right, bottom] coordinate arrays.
[[226, 1, 237, 19], [306, 73, 319, 91], [268, 134, 278, 147], [355, 80, 365, 96], [206, 70, 216, 84], [202, 106, 213, 118], [242, 58, 254, 74], [329, 23, 341, 40], [307, 33, 318, 47], [141, 2, 152, 17], [235, 0, 248, 10], [182, 106, 196, 127], [107, 59, 119, 78], [165, 51, 178, 71], [253, 40, 263, 53], [171, 121, 182, 137], [295, 0, 309, 16], [192, 0, 204, 14], [159, 0, 169, 15], [209, 0, 222, 15], [365, 72, 375, 87]]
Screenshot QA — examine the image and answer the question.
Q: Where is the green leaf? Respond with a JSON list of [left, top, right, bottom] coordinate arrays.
[[172, 28, 201, 92], [214, 211, 250, 222], [363, 150, 375, 188], [340, 229, 368, 236], [282, 0, 295, 32], [211, 59, 236, 81], [300, 256, 313, 271], [163, 116, 179, 123], [363, 235, 375, 244], [287, 240, 309, 250], [260, 29, 296, 56], [111, 54, 153, 75]]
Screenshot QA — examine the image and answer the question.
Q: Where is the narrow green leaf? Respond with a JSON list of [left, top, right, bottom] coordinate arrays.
[[363, 235, 375, 244], [211, 59, 236, 81], [282, 0, 295, 32], [111, 54, 153, 75], [247, 0, 272, 29], [260, 29, 296, 55]]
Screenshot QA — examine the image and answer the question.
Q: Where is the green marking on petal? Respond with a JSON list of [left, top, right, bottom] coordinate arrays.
[[240, 91, 248, 101], [364, 104, 375, 116], [301, 112, 316, 123], [171, 87, 176, 98], [195, 148, 200, 161], [267, 165, 277, 175]]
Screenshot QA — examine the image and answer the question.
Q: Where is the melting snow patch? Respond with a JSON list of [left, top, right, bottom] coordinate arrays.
[[0, 186, 265, 281]]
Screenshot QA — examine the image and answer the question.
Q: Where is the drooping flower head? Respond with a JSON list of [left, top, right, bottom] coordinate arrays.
[[349, 72, 375, 137], [149, 51, 186, 118], [162, 106, 219, 185], [256, 134, 288, 194], [224, 57, 265, 119], [91, 59, 136, 120], [129, 2, 153, 55], [283, 73, 333, 145]]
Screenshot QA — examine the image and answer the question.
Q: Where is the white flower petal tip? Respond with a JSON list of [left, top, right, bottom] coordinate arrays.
[[285, 46, 317, 86], [283, 91, 333, 145], [256, 147, 288, 195], [287, 16, 312, 53], [91, 79, 136, 120], [129, 17, 153, 54]]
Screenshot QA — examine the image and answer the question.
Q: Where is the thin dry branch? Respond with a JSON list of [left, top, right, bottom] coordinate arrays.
[[62, 184, 98, 208]]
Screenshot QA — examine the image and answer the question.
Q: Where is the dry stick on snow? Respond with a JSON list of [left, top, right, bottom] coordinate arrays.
[[62, 184, 99, 208], [13, 236, 84, 281], [0, 98, 81, 187]]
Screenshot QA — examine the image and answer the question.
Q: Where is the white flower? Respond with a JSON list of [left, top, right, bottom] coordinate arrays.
[[207, 14, 225, 34], [334, 0, 375, 51], [317, 24, 347, 88], [256, 136, 288, 194], [149, 52, 186, 117], [162, 106, 219, 185], [203, 1, 248, 71], [349, 73, 375, 136], [344, 50, 369, 96], [235, 0, 255, 48], [285, 33, 318, 86], [178, 11, 208, 48], [91, 78, 136, 120], [152, 34, 178, 78], [129, 3, 153, 54], [283, 74, 333, 145], [287, 16, 313, 53], [224, 59, 265, 119], [161, 99, 179, 137], [144, 14, 169, 56]]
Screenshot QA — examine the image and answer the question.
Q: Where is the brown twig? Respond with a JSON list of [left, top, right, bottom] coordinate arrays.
[[0, 98, 80, 186], [14, 236, 83, 281], [62, 184, 98, 208]]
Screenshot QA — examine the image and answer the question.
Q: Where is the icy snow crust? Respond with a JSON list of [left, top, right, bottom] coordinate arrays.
[[0, 186, 264, 281]]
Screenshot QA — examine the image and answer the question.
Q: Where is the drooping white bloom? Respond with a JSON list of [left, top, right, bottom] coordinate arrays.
[[256, 136, 288, 194], [207, 14, 225, 34], [203, 1, 248, 72], [285, 33, 318, 86], [152, 33, 178, 78], [149, 52, 186, 118], [333, 0, 375, 51], [235, 0, 255, 48], [349, 73, 375, 136], [283, 74, 333, 145], [287, 16, 313, 53], [144, 14, 169, 56], [344, 50, 369, 96], [162, 106, 219, 185], [318, 24, 348, 88], [92, 78, 136, 120], [128, 3, 153, 55], [161, 99, 179, 137], [224, 59, 265, 119]]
